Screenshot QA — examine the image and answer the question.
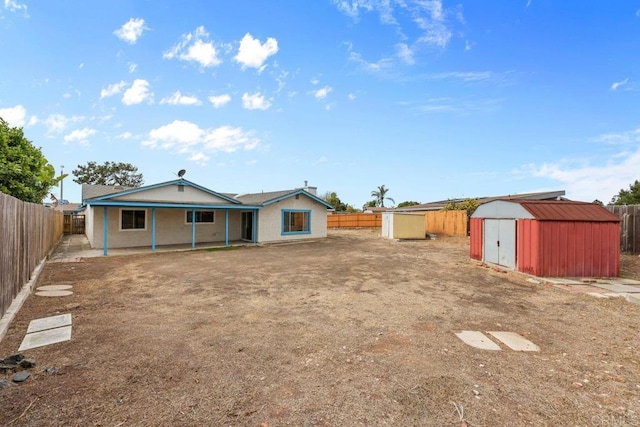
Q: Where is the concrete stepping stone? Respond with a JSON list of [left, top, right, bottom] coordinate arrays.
[[455, 331, 501, 351], [36, 285, 73, 291], [591, 283, 640, 293], [488, 331, 540, 352], [26, 314, 72, 334], [19, 326, 72, 351], [35, 290, 73, 297]]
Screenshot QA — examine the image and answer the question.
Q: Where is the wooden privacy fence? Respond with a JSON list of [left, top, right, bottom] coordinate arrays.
[[0, 192, 64, 319], [424, 210, 468, 236], [606, 205, 640, 254], [328, 213, 382, 228]]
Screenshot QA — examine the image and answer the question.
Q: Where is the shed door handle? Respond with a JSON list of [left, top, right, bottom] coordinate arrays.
[[497, 240, 500, 247]]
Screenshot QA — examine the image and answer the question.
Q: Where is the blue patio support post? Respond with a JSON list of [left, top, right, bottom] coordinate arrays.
[[103, 207, 108, 256], [191, 208, 196, 249], [225, 209, 229, 246], [252, 209, 257, 243], [151, 207, 156, 252]]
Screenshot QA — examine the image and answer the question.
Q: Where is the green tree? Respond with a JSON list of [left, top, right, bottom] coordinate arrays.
[[322, 191, 347, 211], [72, 161, 144, 187], [397, 200, 420, 208], [443, 198, 479, 216], [610, 180, 640, 205], [0, 118, 58, 203], [371, 185, 395, 207]]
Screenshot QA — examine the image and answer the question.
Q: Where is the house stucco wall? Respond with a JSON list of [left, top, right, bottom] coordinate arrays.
[[85, 205, 94, 243], [257, 195, 328, 243], [88, 207, 242, 249]]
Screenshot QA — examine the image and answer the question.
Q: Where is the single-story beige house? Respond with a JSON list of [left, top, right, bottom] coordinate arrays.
[[82, 179, 333, 255]]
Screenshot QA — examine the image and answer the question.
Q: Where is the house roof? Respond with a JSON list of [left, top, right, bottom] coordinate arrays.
[[82, 180, 333, 210], [518, 200, 620, 222], [84, 179, 241, 204], [394, 190, 567, 212], [82, 184, 133, 201], [472, 200, 620, 222], [235, 188, 334, 209]]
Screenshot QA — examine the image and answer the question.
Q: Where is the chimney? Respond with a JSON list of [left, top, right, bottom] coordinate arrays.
[[303, 181, 317, 195]]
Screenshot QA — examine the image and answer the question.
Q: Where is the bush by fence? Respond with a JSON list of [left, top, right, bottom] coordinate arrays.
[[327, 213, 382, 228], [0, 192, 64, 318], [606, 205, 640, 254]]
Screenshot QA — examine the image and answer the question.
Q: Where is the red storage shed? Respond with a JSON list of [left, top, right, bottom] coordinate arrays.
[[470, 200, 620, 277]]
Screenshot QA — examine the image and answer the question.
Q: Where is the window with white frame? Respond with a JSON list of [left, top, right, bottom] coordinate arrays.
[[121, 209, 146, 230], [186, 210, 215, 224], [282, 210, 310, 234]]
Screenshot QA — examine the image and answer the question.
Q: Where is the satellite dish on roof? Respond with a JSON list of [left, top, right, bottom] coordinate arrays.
[[177, 169, 186, 178]]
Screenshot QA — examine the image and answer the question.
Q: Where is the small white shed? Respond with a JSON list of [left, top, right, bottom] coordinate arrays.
[[381, 212, 426, 240]]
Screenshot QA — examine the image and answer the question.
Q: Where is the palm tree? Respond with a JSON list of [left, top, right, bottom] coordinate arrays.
[[371, 185, 395, 207]]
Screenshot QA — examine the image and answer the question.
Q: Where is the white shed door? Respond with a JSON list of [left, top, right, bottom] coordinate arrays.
[[483, 219, 516, 269]]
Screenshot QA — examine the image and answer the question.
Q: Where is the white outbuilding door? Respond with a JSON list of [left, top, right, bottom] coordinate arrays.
[[483, 219, 516, 269]]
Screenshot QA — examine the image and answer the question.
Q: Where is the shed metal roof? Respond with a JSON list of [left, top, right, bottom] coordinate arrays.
[[517, 200, 620, 222]]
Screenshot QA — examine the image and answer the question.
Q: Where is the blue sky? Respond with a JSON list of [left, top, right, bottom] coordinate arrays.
[[1, 1, 639, 207]]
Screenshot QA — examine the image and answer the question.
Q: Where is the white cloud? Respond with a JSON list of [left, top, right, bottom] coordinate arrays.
[[189, 152, 210, 166], [142, 120, 260, 163], [313, 86, 333, 100], [611, 78, 629, 91], [160, 91, 202, 106], [163, 26, 222, 68], [310, 78, 320, 85], [116, 131, 134, 139], [396, 43, 415, 65], [526, 148, 640, 203], [465, 40, 474, 51], [428, 71, 493, 81], [348, 93, 356, 100], [64, 127, 96, 145], [4, 0, 27, 14], [242, 92, 271, 110], [347, 44, 394, 74], [128, 62, 138, 73], [0, 105, 26, 127], [234, 33, 279, 71], [208, 94, 231, 108], [113, 18, 148, 44], [27, 115, 38, 126], [335, 0, 456, 69], [42, 114, 84, 134], [100, 81, 127, 98], [62, 92, 72, 99], [122, 79, 153, 105], [593, 128, 640, 145]]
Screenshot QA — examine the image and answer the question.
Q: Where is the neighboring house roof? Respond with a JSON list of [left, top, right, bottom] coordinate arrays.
[[395, 190, 567, 212], [472, 200, 620, 222], [55, 203, 83, 213]]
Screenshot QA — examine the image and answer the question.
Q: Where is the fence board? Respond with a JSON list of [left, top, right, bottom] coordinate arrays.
[[0, 192, 63, 318], [606, 205, 640, 254], [327, 213, 382, 228], [425, 210, 468, 236]]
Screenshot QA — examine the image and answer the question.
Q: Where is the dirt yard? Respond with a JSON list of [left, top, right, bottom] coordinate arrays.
[[1, 229, 639, 426]]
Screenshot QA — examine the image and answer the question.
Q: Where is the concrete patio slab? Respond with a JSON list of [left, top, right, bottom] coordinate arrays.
[[455, 330, 501, 351], [623, 293, 640, 305], [488, 331, 540, 352], [36, 285, 73, 291], [18, 325, 72, 351], [26, 314, 72, 334], [34, 290, 74, 297], [591, 283, 640, 293]]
